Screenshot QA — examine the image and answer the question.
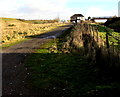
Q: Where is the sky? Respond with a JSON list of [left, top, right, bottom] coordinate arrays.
[[0, 0, 119, 20]]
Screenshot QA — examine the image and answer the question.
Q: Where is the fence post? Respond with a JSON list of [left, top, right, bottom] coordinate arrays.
[[95, 25, 99, 42], [90, 25, 92, 35], [106, 32, 109, 48], [112, 42, 114, 53], [118, 40, 120, 45], [92, 26, 94, 39]]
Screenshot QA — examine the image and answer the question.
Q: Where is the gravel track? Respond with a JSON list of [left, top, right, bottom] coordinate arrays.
[[2, 24, 72, 96]]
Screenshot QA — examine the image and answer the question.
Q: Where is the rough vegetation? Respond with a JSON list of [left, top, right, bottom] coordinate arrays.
[[25, 23, 120, 96], [1, 17, 65, 45], [17, 18, 60, 24]]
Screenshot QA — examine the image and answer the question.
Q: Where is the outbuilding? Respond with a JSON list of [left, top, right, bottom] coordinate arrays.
[[70, 14, 84, 23]]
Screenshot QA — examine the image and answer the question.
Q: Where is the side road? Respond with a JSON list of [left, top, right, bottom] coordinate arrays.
[[2, 24, 73, 96]]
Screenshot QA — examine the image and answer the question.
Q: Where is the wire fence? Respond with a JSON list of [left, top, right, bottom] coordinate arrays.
[[63, 23, 120, 66], [87, 24, 120, 66]]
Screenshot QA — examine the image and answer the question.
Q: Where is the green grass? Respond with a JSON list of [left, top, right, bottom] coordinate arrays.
[[25, 39, 95, 96], [92, 24, 120, 50], [98, 31, 120, 49], [91, 24, 114, 32], [0, 17, 16, 21], [1, 38, 30, 49], [25, 33, 120, 96], [24, 24, 120, 96]]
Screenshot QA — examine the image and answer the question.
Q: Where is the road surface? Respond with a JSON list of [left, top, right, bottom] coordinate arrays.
[[2, 24, 72, 96]]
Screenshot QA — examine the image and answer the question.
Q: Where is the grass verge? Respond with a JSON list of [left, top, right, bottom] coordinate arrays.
[[1, 38, 30, 49], [25, 39, 94, 96], [25, 27, 120, 97]]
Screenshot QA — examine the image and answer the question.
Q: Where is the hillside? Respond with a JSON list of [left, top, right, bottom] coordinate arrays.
[[1, 17, 65, 45], [104, 17, 120, 32]]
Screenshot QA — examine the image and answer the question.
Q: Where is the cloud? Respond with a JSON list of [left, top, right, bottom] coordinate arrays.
[[0, 0, 69, 19], [0, 0, 24, 17], [0, 0, 119, 20], [85, 7, 117, 17]]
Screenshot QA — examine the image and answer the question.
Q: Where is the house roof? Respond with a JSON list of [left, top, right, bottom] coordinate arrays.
[[71, 14, 84, 18]]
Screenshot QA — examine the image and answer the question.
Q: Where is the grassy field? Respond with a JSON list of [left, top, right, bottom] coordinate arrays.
[[1, 17, 66, 47], [25, 38, 94, 96], [90, 24, 120, 50], [17, 19, 59, 24], [97, 25, 120, 50], [25, 27, 120, 96]]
